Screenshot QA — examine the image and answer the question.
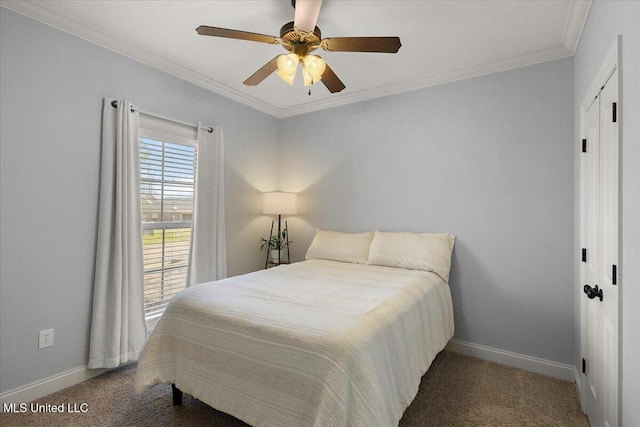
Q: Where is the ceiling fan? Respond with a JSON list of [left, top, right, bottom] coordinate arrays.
[[196, 0, 401, 93]]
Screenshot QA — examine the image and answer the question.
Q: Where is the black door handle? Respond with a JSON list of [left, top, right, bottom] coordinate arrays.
[[583, 284, 603, 301]]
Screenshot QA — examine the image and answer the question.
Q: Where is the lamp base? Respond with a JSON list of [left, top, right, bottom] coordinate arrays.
[[265, 217, 291, 269]]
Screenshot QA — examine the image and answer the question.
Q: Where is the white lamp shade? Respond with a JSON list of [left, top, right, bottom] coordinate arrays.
[[263, 192, 298, 215]]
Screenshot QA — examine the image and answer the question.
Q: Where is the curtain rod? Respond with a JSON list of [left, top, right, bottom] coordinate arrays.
[[110, 100, 213, 133]]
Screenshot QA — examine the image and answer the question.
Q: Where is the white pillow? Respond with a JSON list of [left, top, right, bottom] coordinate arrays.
[[305, 229, 374, 264], [367, 231, 456, 282]]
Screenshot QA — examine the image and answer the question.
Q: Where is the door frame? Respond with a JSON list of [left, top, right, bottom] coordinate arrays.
[[578, 35, 621, 419]]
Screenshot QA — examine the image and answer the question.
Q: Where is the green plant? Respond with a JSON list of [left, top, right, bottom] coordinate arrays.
[[260, 230, 291, 251]]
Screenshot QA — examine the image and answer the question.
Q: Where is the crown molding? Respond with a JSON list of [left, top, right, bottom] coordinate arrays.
[[0, 0, 282, 117], [278, 44, 573, 118], [1, 0, 588, 119], [562, 0, 592, 54]]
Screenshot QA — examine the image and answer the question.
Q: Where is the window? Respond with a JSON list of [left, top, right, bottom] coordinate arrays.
[[139, 117, 198, 321]]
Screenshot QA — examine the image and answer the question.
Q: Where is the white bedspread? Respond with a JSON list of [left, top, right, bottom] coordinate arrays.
[[134, 259, 454, 426]]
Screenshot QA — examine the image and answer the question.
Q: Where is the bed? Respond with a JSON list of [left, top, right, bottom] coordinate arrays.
[[134, 231, 455, 426]]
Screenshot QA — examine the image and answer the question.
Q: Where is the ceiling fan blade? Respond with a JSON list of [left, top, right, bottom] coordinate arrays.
[[294, 0, 323, 32], [321, 64, 345, 93], [196, 25, 279, 45], [243, 56, 280, 86], [322, 36, 401, 53]]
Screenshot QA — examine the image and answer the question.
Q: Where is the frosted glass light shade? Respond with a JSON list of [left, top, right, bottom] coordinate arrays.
[[302, 66, 312, 87], [277, 53, 299, 85], [263, 192, 298, 215], [302, 55, 326, 85]]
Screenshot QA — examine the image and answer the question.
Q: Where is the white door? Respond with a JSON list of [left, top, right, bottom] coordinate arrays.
[[582, 90, 602, 425], [581, 70, 619, 427]]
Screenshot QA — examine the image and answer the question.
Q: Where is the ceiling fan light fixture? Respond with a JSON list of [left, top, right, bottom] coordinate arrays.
[[302, 66, 312, 86], [277, 69, 296, 85], [302, 54, 326, 85], [277, 53, 299, 85]]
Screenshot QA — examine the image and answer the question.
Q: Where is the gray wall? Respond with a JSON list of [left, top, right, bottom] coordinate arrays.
[[573, 1, 640, 425], [279, 58, 575, 364], [4, 5, 637, 419], [0, 9, 280, 393]]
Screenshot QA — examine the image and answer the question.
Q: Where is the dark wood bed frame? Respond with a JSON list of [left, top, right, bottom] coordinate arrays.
[[172, 384, 183, 406]]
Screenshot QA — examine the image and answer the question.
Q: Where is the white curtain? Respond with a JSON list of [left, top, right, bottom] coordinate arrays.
[[88, 99, 147, 369], [187, 124, 227, 285]]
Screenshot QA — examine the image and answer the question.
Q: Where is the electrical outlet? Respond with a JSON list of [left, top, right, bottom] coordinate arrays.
[[39, 329, 54, 349]]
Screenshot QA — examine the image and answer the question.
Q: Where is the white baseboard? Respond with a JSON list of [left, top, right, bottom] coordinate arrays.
[[0, 365, 108, 409], [446, 338, 577, 382]]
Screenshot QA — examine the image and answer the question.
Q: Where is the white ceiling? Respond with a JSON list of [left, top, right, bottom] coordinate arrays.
[[1, 0, 591, 118]]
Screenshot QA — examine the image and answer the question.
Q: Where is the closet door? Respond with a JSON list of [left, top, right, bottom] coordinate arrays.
[[582, 92, 602, 426], [598, 71, 619, 427], [581, 70, 619, 427]]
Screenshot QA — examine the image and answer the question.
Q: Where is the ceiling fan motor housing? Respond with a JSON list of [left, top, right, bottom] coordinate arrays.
[[280, 21, 322, 53]]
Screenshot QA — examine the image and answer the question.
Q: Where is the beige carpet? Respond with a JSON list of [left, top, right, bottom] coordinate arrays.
[[1, 351, 589, 426]]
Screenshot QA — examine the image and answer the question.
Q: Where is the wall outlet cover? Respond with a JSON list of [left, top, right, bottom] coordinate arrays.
[[38, 328, 54, 349]]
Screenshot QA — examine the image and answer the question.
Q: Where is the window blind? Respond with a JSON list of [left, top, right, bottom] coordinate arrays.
[[140, 137, 197, 319]]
